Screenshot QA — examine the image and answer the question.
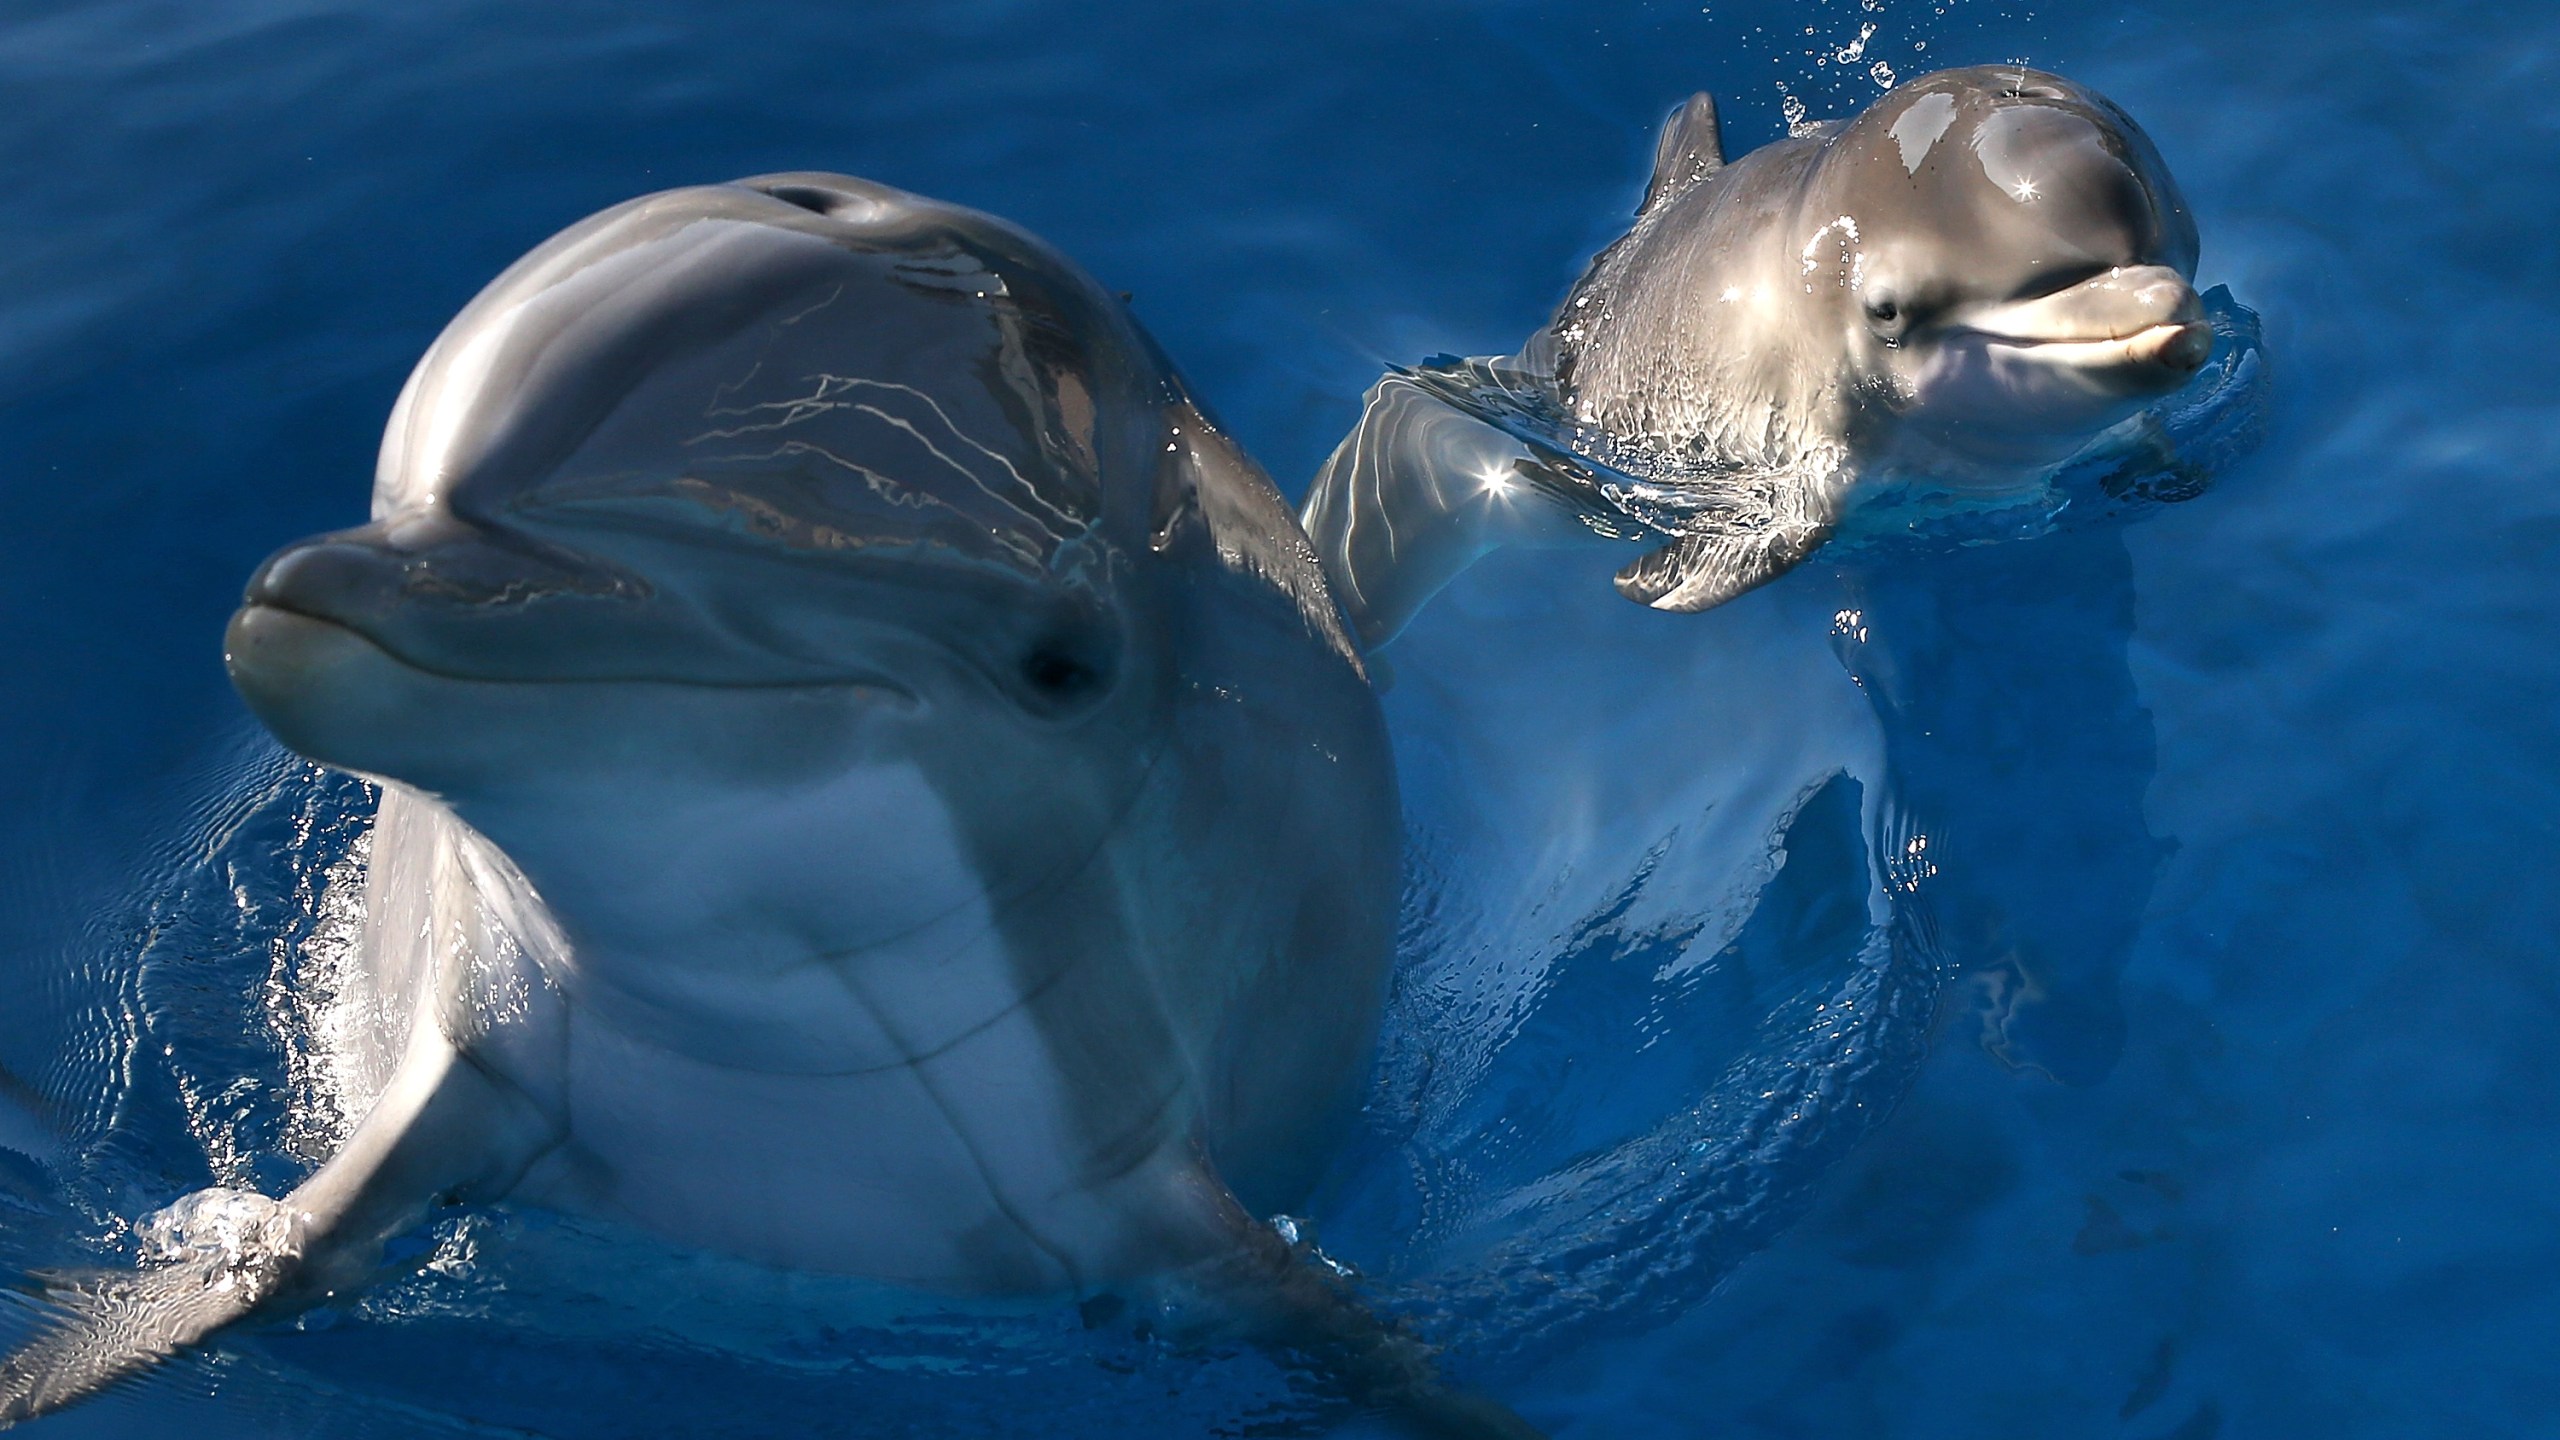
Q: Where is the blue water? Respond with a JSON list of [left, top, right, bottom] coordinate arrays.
[[3, 1, 2555, 1436]]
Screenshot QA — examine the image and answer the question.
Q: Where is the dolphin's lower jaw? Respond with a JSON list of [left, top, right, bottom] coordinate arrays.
[[225, 601, 593, 795], [2121, 319, 2211, 369], [1961, 264, 2204, 343], [1895, 316, 2210, 468], [224, 602, 922, 799], [226, 604, 434, 781], [1948, 263, 2211, 402], [1970, 321, 2213, 398], [237, 514, 1017, 689]]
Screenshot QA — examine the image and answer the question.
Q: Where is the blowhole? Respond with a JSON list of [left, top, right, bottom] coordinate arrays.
[[763, 184, 848, 215], [1022, 646, 1097, 695]]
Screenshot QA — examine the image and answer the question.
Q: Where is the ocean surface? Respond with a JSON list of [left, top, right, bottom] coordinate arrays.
[[1, 1, 2555, 1436]]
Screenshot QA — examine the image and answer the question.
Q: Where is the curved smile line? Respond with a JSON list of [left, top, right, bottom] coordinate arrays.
[[236, 600, 923, 699], [1974, 320, 2212, 368]]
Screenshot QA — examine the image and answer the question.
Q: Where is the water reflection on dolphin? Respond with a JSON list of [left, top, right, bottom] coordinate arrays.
[[2, 173, 1539, 1437], [1299, 65, 2263, 647]]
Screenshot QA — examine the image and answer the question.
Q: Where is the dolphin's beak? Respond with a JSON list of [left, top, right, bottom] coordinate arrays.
[[228, 514, 678, 681], [226, 508, 965, 696], [223, 514, 931, 794], [223, 518, 646, 773], [1962, 264, 2210, 391]]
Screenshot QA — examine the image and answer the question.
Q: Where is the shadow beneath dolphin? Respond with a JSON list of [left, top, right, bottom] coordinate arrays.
[[1311, 511, 2175, 1374], [1299, 541, 1951, 1369], [1830, 525, 2167, 1089]]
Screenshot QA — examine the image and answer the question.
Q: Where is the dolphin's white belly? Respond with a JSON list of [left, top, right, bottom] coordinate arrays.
[[377, 770, 1215, 1295], [520, 994, 1195, 1292]]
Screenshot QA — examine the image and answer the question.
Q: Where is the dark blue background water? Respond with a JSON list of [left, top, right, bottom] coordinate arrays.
[[3, 1, 2555, 1436]]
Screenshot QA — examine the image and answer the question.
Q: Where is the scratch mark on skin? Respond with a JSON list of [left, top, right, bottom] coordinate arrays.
[[774, 283, 846, 330]]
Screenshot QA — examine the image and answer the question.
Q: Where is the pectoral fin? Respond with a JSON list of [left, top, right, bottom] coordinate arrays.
[[1300, 369, 1629, 652], [0, 1009, 555, 1427], [1612, 523, 1832, 612], [1, 1199, 304, 1424]]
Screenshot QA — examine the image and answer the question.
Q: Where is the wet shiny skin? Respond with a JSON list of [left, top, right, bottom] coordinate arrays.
[[216, 176, 1400, 1293], [1298, 66, 2227, 646], [0, 2, 2553, 1437]]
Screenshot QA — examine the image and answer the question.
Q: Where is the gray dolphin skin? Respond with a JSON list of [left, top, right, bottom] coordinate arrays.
[[1301, 66, 2218, 645], [0, 174, 1530, 1437]]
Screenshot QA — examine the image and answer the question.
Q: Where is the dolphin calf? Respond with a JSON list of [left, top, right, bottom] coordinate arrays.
[[0, 173, 1527, 1436], [1301, 66, 2232, 645]]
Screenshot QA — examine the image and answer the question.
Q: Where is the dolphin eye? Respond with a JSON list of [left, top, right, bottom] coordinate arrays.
[[1862, 293, 1908, 342], [1011, 624, 1119, 717]]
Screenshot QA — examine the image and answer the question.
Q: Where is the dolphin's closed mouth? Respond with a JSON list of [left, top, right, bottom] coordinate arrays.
[[1961, 264, 2209, 374], [228, 601, 922, 700], [1984, 319, 2213, 372]]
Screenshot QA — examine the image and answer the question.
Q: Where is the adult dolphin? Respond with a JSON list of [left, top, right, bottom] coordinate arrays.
[[1301, 66, 2230, 646], [0, 173, 1530, 1438]]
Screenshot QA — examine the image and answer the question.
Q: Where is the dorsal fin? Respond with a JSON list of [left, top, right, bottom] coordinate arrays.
[[1640, 92, 1725, 213]]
